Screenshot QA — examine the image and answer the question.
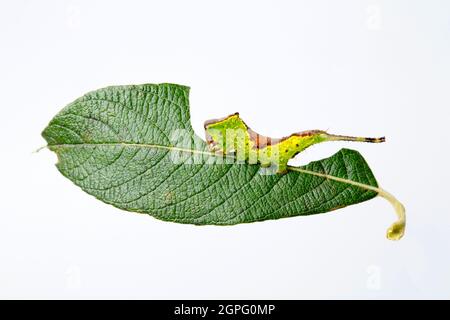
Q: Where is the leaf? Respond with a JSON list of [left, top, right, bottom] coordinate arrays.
[[42, 83, 405, 240]]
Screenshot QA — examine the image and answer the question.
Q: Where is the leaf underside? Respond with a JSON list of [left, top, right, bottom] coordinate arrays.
[[42, 84, 378, 225]]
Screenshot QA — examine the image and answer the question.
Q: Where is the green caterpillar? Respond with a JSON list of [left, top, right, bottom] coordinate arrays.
[[204, 113, 385, 174]]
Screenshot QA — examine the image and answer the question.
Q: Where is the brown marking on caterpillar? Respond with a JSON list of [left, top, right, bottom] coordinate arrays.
[[247, 127, 282, 149], [293, 130, 326, 137], [365, 137, 386, 143], [205, 131, 215, 147], [203, 112, 240, 128], [247, 128, 326, 150]]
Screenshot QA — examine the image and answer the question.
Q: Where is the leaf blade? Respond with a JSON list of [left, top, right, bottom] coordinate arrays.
[[42, 84, 380, 225]]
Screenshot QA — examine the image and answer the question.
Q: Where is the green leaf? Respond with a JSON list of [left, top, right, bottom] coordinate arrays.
[[42, 83, 405, 240]]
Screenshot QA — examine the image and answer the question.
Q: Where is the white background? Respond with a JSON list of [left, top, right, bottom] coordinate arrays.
[[1, 0, 449, 299]]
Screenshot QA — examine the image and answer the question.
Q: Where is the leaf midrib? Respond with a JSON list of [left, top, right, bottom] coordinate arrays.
[[47, 142, 379, 193], [49, 142, 213, 156]]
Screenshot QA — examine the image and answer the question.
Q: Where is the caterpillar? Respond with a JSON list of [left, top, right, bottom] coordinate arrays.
[[204, 112, 385, 174]]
